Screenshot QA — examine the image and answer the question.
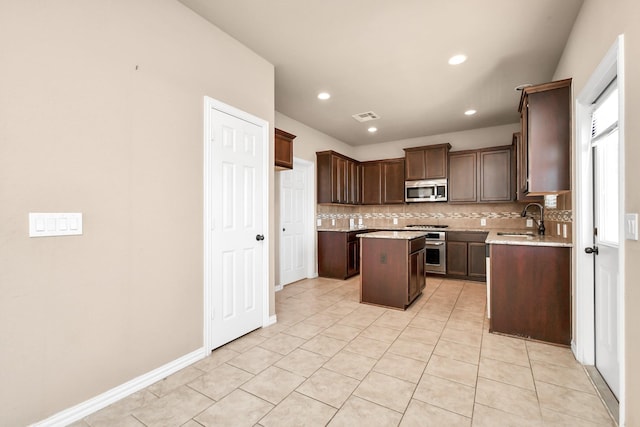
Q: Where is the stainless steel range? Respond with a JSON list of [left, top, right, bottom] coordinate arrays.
[[406, 225, 447, 274]]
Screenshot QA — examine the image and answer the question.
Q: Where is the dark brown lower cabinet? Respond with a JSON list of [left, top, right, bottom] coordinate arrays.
[[446, 232, 488, 281], [408, 247, 426, 303], [360, 236, 425, 310], [318, 231, 363, 279], [446, 241, 468, 276], [489, 244, 571, 345], [347, 239, 359, 277]]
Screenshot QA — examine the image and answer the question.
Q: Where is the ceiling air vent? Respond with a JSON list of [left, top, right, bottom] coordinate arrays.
[[351, 111, 380, 122]]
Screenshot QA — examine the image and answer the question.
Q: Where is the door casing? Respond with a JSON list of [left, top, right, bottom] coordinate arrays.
[[574, 35, 625, 423]]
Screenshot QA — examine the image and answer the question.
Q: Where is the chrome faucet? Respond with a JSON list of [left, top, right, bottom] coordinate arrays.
[[521, 203, 545, 235]]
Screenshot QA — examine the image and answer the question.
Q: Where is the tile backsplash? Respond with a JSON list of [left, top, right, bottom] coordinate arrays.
[[317, 202, 573, 236]]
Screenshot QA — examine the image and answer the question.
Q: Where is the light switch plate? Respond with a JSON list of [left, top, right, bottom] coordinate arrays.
[[625, 213, 638, 240], [29, 213, 83, 237], [526, 219, 533, 228], [317, 219, 322, 227], [393, 218, 398, 225], [331, 219, 335, 226]]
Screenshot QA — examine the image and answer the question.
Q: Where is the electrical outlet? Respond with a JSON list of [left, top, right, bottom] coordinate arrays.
[[526, 219, 533, 228], [393, 218, 398, 225], [331, 219, 335, 226], [480, 218, 486, 226], [317, 219, 322, 227], [358, 218, 363, 225]]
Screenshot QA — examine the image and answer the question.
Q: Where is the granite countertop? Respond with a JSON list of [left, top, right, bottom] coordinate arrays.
[[486, 230, 572, 247], [357, 230, 428, 240], [317, 226, 490, 233], [317, 227, 572, 247]]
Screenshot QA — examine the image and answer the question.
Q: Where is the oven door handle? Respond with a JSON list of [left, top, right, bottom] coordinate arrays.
[[426, 242, 445, 246]]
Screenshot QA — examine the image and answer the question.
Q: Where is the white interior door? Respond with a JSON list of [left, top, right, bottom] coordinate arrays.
[[204, 99, 267, 351], [590, 84, 620, 399], [279, 160, 308, 286]]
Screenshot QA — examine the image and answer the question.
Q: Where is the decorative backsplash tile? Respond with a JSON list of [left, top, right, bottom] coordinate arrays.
[[317, 208, 572, 222]]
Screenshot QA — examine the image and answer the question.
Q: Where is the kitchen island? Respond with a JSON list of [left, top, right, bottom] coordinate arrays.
[[358, 231, 427, 310]]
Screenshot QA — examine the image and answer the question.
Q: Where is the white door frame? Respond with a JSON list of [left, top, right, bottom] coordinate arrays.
[[574, 35, 625, 422], [300, 157, 318, 280], [203, 96, 271, 353]]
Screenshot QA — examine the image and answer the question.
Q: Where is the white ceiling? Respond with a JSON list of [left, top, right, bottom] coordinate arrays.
[[178, 0, 583, 146]]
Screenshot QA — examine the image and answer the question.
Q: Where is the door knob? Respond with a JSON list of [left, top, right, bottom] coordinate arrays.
[[256, 234, 265, 241], [584, 246, 599, 255]]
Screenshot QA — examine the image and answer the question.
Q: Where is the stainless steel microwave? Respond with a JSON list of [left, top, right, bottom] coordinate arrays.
[[405, 179, 447, 202]]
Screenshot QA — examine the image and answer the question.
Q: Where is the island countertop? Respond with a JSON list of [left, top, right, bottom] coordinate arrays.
[[357, 230, 428, 240]]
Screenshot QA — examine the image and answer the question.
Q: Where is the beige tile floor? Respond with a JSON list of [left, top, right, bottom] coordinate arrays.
[[71, 277, 616, 427]]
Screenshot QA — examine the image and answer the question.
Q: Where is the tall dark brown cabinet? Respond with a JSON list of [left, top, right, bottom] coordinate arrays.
[[518, 78, 572, 197]]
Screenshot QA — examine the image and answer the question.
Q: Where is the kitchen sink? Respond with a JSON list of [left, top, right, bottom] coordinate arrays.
[[497, 231, 535, 237]]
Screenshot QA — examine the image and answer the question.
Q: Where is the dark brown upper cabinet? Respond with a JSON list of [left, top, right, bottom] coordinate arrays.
[[361, 161, 382, 205], [382, 158, 405, 204], [403, 143, 451, 181], [449, 146, 514, 203], [513, 132, 543, 202], [316, 151, 359, 204], [360, 159, 405, 205], [275, 128, 296, 170], [518, 79, 572, 196]]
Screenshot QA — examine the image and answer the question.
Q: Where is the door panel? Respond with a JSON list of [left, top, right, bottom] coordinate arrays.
[[280, 164, 308, 285], [592, 93, 620, 398], [207, 105, 264, 350]]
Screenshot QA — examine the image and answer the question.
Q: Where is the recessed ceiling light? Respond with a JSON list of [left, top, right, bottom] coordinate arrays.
[[367, 127, 378, 133], [448, 54, 467, 65], [317, 92, 331, 100], [464, 109, 477, 116]]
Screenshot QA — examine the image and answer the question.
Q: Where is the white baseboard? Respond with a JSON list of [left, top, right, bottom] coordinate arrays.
[[32, 347, 206, 427], [275, 284, 284, 292]]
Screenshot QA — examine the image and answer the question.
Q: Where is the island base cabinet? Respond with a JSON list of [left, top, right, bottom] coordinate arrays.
[[360, 237, 425, 310], [490, 244, 570, 345]]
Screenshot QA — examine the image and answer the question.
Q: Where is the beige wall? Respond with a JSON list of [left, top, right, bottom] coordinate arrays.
[[275, 111, 357, 162], [0, 1, 274, 425], [553, 0, 640, 424], [276, 110, 519, 167], [353, 123, 520, 161]]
